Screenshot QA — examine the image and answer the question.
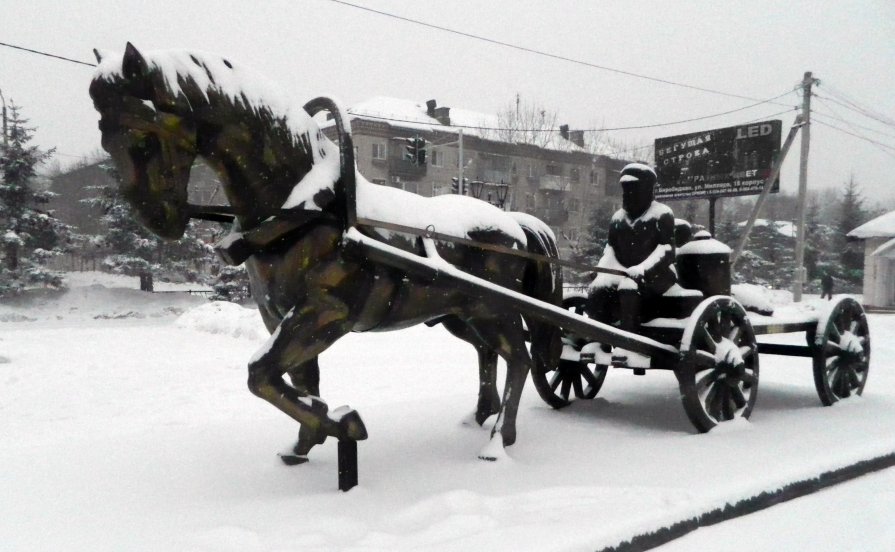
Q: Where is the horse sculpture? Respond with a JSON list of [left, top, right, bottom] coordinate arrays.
[[90, 43, 562, 463]]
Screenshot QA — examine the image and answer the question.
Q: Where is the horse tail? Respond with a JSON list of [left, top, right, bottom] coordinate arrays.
[[509, 212, 563, 379]]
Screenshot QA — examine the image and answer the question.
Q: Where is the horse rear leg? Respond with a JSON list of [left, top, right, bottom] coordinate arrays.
[[248, 303, 367, 460], [441, 317, 500, 426], [465, 316, 532, 459]]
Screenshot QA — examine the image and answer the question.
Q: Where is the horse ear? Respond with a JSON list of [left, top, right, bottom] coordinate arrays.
[[123, 43, 150, 78], [122, 42, 154, 99], [93, 49, 103, 63]]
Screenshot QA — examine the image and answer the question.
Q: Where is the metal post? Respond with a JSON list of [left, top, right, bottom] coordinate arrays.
[[0, 87, 7, 148], [731, 115, 804, 266], [458, 128, 464, 196], [792, 72, 816, 302], [708, 198, 717, 236]]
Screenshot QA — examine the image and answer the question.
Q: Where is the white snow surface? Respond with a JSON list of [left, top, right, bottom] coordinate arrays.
[[737, 218, 797, 237], [1, 274, 894, 551]]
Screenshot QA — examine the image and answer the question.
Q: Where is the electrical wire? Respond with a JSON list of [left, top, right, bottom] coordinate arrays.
[[349, 89, 797, 133], [0, 41, 96, 67], [814, 92, 895, 130], [813, 98, 895, 141], [817, 82, 895, 127], [325, 0, 796, 108], [813, 119, 895, 161]]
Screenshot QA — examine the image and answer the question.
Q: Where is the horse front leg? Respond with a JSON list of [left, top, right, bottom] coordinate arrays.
[[247, 302, 367, 463], [285, 357, 328, 460]]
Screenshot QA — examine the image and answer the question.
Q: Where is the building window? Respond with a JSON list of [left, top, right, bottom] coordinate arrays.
[[568, 198, 580, 212], [372, 178, 386, 185], [403, 182, 418, 194], [372, 143, 386, 160], [525, 193, 536, 210], [570, 167, 580, 183], [431, 150, 444, 167], [529, 164, 535, 177], [546, 164, 562, 176]]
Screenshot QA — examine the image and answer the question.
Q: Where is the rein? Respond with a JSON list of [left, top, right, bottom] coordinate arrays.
[[188, 204, 625, 279]]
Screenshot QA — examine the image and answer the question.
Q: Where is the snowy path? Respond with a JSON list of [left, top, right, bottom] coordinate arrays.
[[1, 280, 893, 551]]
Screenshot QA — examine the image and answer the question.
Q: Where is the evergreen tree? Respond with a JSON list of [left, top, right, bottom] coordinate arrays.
[[82, 162, 214, 291], [836, 176, 868, 284], [0, 102, 70, 296], [568, 201, 617, 282]]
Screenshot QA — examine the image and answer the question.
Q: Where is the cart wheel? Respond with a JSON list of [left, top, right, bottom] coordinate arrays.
[[812, 297, 870, 406], [678, 296, 759, 432], [531, 295, 607, 409]]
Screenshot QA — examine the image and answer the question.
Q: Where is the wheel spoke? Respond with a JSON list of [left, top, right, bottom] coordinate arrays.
[[694, 350, 717, 368], [698, 324, 718, 354], [695, 368, 720, 394], [571, 370, 584, 398], [740, 371, 757, 387], [580, 366, 600, 387], [549, 370, 562, 391], [703, 383, 721, 420], [728, 325, 741, 343], [739, 345, 756, 359], [730, 385, 747, 410], [720, 386, 735, 421], [560, 377, 572, 401]]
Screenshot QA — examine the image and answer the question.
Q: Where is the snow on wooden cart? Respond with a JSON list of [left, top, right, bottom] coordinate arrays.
[[345, 226, 871, 433]]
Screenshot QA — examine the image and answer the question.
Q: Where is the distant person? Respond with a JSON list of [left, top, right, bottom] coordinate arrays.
[[586, 163, 675, 362], [821, 271, 834, 300]]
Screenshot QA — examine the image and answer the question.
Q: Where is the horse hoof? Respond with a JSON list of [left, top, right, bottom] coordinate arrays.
[[279, 453, 309, 466], [477, 435, 510, 462], [334, 408, 368, 441]]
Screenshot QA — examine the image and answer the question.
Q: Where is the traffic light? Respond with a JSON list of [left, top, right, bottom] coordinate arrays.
[[403, 135, 427, 166], [404, 137, 417, 164], [415, 137, 427, 166], [450, 177, 468, 194]]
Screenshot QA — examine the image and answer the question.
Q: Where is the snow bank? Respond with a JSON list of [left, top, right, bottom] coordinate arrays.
[[174, 301, 267, 341]]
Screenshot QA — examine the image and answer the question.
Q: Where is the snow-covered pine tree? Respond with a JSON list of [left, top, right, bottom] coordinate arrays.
[[836, 176, 870, 286], [82, 161, 214, 291], [567, 201, 617, 283], [0, 102, 71, 296]]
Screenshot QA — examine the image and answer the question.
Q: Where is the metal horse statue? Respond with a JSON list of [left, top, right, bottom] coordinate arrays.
[[90, 44, 561, 463]]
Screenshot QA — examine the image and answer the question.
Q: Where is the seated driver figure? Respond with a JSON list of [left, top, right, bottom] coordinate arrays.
[[586, 163, 676, 362]]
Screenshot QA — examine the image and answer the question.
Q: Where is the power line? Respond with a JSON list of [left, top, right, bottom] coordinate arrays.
[[818, 82, 895, 127], [325, 0, 795, 107], [814, 92, 895, 130], [0, 41, 96, 67], [813, 98, 895, 141], [813, 119, 895, 160], [349, 89, 796, 133]]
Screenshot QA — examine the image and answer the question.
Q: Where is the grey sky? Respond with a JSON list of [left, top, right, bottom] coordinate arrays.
[[2, 0, 894, 206]]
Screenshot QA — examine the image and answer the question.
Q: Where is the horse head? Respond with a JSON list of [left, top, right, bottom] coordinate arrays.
[[90, 43, 197, 239]]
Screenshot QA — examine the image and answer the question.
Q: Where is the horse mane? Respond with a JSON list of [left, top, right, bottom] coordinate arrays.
[[92, 46, 344, 214], [96, 49, 323, 139]]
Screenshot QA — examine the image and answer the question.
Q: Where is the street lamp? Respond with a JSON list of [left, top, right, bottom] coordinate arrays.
[[495, 180, 510, 208], [469, 179, 485, 199]]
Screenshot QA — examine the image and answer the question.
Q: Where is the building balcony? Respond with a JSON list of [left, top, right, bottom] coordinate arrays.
[[539, 175, 571, 192], [536, 208, 569, 226], [388, 157, 428, 179]]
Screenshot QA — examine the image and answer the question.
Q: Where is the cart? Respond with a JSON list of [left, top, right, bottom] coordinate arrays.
[[345, 228, 872, 434]]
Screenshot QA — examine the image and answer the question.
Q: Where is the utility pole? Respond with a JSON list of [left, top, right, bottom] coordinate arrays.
[[792, 71, 817, 302], [0, 87, 7, 148], [457, 128, 464, 196]]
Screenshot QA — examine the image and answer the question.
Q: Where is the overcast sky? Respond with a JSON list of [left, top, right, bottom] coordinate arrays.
[[3, 0, 894, 207]]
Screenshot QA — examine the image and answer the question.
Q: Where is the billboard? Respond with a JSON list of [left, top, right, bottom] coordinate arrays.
[[654, 120, 782, 200]]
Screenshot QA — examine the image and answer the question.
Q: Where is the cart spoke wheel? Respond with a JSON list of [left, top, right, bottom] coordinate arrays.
[[531, 295, 609, 409], [812, 297, 870, 406], [678, 296, 759, 433]]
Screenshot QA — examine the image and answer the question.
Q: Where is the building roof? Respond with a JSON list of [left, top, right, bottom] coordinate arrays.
[[847, 210, 895, 239], [343, 96, 621, 156]]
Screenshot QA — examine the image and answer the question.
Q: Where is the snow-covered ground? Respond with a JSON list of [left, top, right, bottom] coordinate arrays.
[[1, 273, 893, 551]]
